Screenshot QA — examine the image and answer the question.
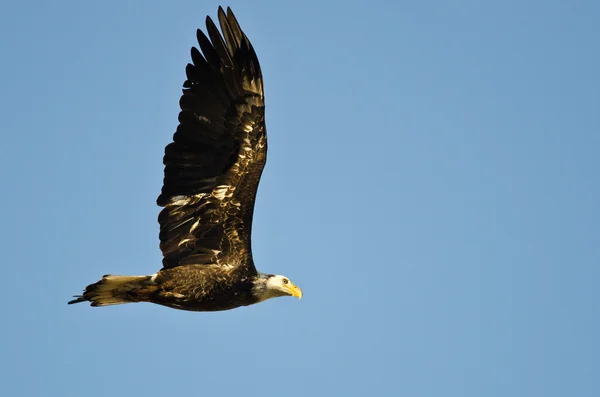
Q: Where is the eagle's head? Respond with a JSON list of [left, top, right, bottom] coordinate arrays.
[[252, 274, 303, 302]]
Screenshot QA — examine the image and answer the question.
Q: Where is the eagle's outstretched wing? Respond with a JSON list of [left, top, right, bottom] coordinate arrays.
[[157, 7, 266, 272]]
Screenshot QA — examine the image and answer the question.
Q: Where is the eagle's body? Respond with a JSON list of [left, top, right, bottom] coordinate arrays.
[[128, 267, 259, 312], [68, 7, 302, 312]]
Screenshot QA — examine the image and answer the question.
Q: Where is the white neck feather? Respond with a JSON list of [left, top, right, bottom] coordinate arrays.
[[252, 275, 288, 302]]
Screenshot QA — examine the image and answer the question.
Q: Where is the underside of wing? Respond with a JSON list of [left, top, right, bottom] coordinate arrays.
[[157, 7, 266, 271]]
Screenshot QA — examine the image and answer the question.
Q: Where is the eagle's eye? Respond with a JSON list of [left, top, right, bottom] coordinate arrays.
[[282, 278, 289, 285]]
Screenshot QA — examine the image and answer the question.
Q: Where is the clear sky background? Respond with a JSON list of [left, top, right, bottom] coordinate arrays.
[[1, 1, 598, 396]]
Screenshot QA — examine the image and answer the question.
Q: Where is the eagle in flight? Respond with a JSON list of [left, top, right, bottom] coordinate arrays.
[[68, 7, 302, 311]]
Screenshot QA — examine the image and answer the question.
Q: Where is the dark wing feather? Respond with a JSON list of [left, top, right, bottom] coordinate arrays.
[[157, 7, 266, 272]]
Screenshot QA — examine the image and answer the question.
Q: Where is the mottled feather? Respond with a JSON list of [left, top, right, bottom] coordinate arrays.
[[157, 7, 266, 273]]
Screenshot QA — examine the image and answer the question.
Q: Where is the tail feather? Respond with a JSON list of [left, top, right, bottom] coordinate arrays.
[[68, 274, 157, 307]]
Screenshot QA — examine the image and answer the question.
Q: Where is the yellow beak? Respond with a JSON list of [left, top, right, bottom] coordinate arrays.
[[286, 283, 303, 299]]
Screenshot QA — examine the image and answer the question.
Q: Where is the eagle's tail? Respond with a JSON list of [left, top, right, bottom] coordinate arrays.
[[68, 274, 158, 307]]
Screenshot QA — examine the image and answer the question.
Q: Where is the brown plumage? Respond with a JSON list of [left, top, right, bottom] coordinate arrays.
[[68, 7, 302, 312]]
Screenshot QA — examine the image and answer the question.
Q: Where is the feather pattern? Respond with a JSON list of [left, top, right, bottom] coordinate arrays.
[[157, 7, 266, 273]]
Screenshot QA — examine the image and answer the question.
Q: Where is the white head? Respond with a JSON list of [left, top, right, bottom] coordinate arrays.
[[252, 274, 303, 303]]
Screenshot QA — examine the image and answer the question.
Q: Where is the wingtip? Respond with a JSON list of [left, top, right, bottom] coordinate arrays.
[[226, 7, 240, 29]]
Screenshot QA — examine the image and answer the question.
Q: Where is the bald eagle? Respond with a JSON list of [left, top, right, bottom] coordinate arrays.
[[68, 7, 302, 311]]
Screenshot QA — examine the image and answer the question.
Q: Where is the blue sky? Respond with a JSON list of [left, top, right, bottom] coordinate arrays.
[[1, 0, 599, 396]]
